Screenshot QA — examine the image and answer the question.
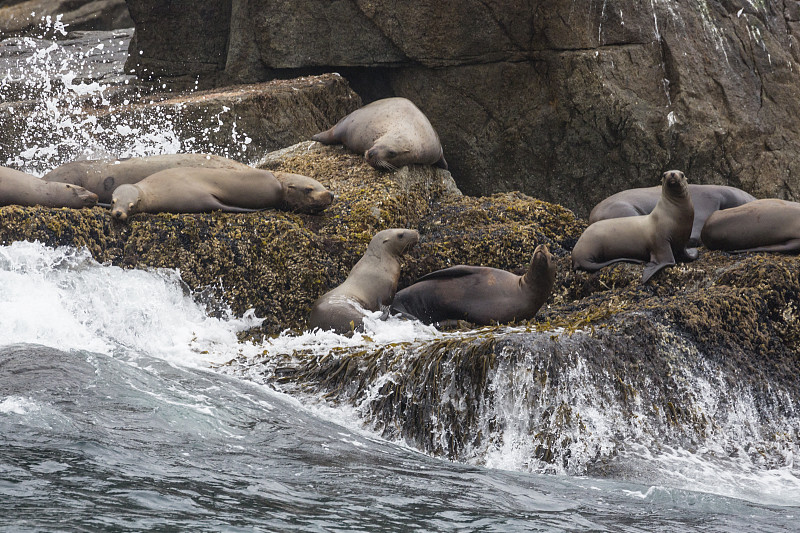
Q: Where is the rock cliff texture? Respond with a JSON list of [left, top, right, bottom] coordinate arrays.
[[123, 0, 800, 216], [0, 0, 131, 36], [1, 70, 360, 175]]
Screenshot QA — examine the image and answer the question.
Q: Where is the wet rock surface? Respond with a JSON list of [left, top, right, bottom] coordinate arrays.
[[0, 140, 797, 472], [123, 0, 800, 217], [0, 0, 131, 36], [2, 2, 798, 474]]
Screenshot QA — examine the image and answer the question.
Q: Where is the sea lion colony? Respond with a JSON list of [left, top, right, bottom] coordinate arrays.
[[1, 97, 795, 332]]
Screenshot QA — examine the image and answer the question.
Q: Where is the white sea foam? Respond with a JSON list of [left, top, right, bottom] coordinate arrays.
[[0, 241, 261, 367], [0, 395, 41, 415]]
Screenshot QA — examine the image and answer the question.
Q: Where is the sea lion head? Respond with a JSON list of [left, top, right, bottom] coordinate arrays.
[[524, 244, 557, 289], [276, 172, 335, 214], [661, 170, 689, 198], [365, 141, 412, 171], [110, 184, 141, 221], [371, 228, 420, 257]]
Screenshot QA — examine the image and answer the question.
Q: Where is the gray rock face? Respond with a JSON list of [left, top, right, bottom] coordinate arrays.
[[0, 0, 132, 36], [123, 1, 800, 215]]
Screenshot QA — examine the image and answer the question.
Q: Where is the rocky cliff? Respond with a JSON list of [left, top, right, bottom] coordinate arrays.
[[2, 141, 797, 474], [123, 0, 800, 216]]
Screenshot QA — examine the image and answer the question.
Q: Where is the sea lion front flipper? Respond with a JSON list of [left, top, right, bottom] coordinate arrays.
[[216, 204, 260, 213], [683, 247, 699, 261], [413, 265, 481, 283], [642, 246, 676, 283], [731, 239, 800, 253]]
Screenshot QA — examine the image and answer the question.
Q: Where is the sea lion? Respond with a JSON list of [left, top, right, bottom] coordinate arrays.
[[572, 170, 697, 283], [109, 167, 333, 221], [0, 165, 97, 208], [309, 228, 420, 334], [589, 184, 755, 246], [701, 199, 800, 253], [311, 97, 448, 171], [43, 153, 252, 203], [390, 244, 556, 327]]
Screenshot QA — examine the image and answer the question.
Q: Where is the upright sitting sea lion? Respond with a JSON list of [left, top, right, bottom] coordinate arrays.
[[589, 184, 755, 246], [43, 153, 252, 203], [109, 167, 333, 221], [0, 165, 97, 208], [390, 244, 556, 327], [701, 199, 800, 253], [312, 97, 448, 171], [572, 170, 697, 283], [309, 228, 420, 334]]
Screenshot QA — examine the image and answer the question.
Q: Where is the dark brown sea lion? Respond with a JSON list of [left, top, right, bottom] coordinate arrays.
[[572, 170, 697, 283], [311, 97, 448, 171], [0, 165, 97, 208], [390, 244, 556, 327], [308, 228, 420, 334], [701, 199, 800, 253], [589, 184, 755, 246], [43, 153, 252, 203], [109, 167, 333, 221]]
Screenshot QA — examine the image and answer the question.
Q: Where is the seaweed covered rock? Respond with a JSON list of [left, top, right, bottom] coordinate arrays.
[[0, 141, 580, 334], [268, 249, 800, 475]]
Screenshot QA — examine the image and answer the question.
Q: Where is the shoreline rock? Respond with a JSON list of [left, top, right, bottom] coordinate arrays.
[[0, 140, 797, 474], [122, 1, 800, 217]]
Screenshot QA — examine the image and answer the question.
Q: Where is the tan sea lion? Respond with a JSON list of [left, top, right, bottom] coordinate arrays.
[[43, 153, 252, 203], [572, 170, 697, 283], [109, 167, 333, 221], [311, 97, 448, 171], [0, 165, 97, 208], [701, 199, 800, 253], [309, 228, 420, 334], [390, 244, 556, 327], [589, 184, 755, 246]]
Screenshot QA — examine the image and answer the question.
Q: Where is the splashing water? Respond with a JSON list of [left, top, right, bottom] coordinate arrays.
[[0, 240, 262, 366], [0, 18, 254, 175]]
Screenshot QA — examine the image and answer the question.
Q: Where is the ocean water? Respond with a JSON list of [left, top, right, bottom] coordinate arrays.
[[1, 23, 799, 532], [0, 242, 797, 532]]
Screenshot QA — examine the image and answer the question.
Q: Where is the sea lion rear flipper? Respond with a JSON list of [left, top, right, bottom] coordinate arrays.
[[435, 154, 448, 170], [311, 129, 338, 145]]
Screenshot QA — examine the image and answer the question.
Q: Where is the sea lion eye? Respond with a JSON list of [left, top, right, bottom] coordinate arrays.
[[305, 187, 313, 194], [387, 150, 397, 157]]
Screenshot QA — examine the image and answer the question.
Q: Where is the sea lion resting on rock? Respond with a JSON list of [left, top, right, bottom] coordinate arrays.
[[701, 199, 800, 253], [390, 244, 556, 327], [312, 97, 448, 171], [589, 184, 755, 246], [0, 165, 97, 208], [110, 167, 333, 221], [572, 170, 697, 283], [309, 228, 419, 335], [43, 153, 252, 203]]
